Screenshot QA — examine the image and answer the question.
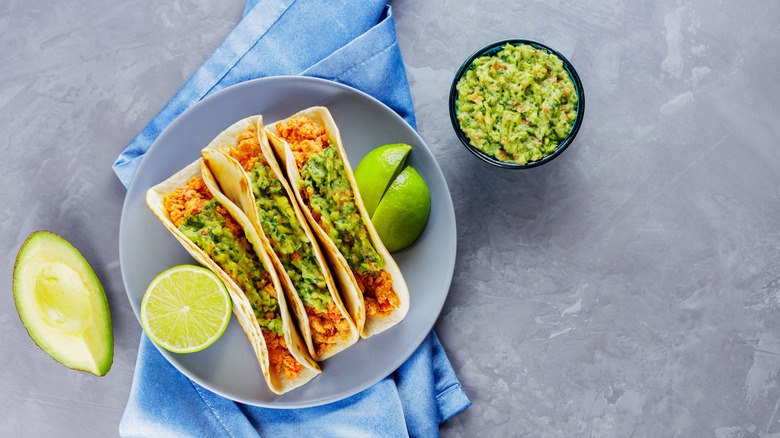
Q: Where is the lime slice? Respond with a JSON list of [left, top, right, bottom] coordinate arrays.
[[371, 166, 431, 252], [354, 143, 412, 217], [140, 265, 231, 354]]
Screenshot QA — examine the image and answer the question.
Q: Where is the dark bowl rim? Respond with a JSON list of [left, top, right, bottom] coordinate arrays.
[[448, 38, 585, 169]]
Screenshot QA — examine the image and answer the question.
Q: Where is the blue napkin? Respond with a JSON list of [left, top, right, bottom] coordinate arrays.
[[114, 1, 470, 436]]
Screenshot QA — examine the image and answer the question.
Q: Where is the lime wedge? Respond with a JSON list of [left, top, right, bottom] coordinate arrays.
[[371, 166, 431, 252], [141, 265, 231, 354], [354, 143, 412, 217]]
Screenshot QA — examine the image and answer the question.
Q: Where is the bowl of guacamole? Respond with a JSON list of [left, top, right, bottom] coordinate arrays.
[[449, 39, 584, 168]]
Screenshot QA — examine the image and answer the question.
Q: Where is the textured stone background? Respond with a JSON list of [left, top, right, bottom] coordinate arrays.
[[2, 0, 779, 436]]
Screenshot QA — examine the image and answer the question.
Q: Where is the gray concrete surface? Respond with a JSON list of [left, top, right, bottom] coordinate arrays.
[[2, 0, 780, 436]]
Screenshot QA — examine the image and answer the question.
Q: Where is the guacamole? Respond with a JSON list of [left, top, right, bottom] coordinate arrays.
[[300, 145, 384, 275], [455, 43, 578, 165], [248, 160, 333, 313], [179, 198, 283, 334]]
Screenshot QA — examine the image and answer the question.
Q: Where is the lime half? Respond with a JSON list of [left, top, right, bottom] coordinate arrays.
[[141, 265, 232, 354]]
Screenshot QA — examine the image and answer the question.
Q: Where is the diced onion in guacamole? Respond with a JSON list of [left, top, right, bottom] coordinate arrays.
[[455, 43, 578, 165]]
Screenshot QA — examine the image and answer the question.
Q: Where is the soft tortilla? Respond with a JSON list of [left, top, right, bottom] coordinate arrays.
[[145, 158, 320, 394], [201, 115, 359, 361], [265, 107, 411, 338]]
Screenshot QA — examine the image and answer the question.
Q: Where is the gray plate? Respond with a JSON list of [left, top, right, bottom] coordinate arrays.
[[119, 76, 457, 408]]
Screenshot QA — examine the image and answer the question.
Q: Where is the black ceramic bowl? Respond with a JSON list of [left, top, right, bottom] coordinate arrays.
[[448, 39, 585, 169]]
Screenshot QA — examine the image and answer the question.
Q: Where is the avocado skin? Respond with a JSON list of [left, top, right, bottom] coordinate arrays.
[[13, 231, 114, 376]]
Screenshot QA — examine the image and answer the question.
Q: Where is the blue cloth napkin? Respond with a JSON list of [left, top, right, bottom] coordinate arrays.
[[114, 1, 470, 436]]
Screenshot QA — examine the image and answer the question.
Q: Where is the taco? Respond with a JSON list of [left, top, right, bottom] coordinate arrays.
[[201, 115, 360, 361], [265, 107, 410, 339], [146, 158, 320, 394]]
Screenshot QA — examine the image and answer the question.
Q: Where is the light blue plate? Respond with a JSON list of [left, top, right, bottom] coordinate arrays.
[[119, 76, 457, 408]]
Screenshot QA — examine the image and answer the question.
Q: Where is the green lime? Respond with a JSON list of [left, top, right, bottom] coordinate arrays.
[[140, 265, 232, 354], [354, 143, 412, 217], [371, 166, 431, 252]]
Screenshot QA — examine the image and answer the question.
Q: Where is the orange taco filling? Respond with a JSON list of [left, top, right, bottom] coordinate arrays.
[[163, 177, 301, 378], [275, 116, 400, 318], [228, 124, 351, 355]]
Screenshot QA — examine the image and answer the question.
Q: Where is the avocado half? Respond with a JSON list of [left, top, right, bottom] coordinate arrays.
[[13, 231, 113, 376]]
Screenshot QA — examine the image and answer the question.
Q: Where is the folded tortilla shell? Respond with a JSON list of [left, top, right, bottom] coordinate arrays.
[[265, 106, 410, 338], [201, 115, 359, 361], [146, 158, 320, 394]]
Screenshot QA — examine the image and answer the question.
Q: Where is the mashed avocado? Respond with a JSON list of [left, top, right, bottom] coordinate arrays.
[[249, 161, 332, 313], [300, 145, 384, 275], [455, 43, 578, 165], [179, 199, 283, 334]]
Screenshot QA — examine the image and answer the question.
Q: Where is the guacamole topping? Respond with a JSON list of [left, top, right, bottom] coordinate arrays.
[[275, 115, 400, 318], [179, 199, 283, 334], [249, 159, 333, 313], [455, 43, 578, 165], [301, 145, 384, 274], [163, 179, 283, 333], [228, 124, 353, 354], [163, 176, 301, 379]]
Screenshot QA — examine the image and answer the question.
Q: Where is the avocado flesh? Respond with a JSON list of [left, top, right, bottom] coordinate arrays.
[[13, 231, 113, 376]]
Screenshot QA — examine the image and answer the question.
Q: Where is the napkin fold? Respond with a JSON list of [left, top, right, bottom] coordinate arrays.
[[114, 1, 470, 436]]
